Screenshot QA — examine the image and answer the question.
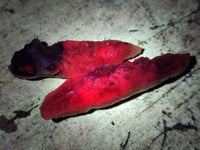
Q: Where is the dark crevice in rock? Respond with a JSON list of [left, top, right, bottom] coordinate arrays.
[[0, 105, 38, 133]]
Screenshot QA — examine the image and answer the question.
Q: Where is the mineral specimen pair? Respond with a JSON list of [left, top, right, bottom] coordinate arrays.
[[9, 39, 190, 120]]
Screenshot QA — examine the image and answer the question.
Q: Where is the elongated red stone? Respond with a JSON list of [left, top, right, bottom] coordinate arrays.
[[40, 53, 190, 120], [9, 39, 142, 79], [58, 40, 142, 78]]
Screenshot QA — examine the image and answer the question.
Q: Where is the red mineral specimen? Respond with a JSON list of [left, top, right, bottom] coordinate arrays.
[[40, 53, 190, 120], [58, 40, 142, 78], [9, 39, 142, 79]]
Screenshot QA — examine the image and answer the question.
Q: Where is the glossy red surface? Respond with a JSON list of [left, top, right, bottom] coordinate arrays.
[[58, 40, 142, 78], [40, 53, 190, 120]]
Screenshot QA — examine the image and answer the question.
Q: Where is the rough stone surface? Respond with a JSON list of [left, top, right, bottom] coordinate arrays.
[[0, 0, 199, 150]]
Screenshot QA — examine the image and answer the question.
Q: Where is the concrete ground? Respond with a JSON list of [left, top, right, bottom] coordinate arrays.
[[0, 0, 200, 150]]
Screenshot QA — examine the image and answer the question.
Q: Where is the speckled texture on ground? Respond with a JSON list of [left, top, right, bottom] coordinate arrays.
[[0, 0, 200, 150]]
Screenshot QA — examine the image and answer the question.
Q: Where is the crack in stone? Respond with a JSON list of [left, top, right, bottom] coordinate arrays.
[[174, 91, 198, 110], [0, 105, 38, 133], [120, 132, 131, 150], [147, 120, 198, 150], [135, 83, 179, 118], [145, 5, 200, 42]]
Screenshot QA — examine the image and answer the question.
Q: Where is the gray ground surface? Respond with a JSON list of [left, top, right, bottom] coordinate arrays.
[[0, 0, 200, 150]]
